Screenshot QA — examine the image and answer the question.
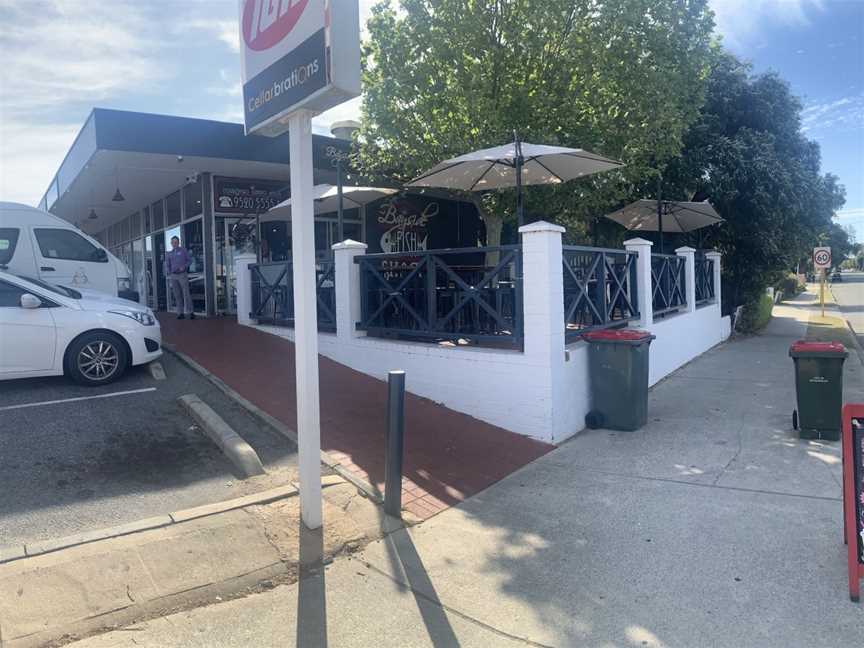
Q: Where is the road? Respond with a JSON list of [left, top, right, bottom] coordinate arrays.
[[0, 352, 297, 547], [827, 270, 864, 344]]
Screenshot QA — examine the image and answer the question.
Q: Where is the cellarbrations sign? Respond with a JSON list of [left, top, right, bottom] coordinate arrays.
[[238, 0, 360, 137]]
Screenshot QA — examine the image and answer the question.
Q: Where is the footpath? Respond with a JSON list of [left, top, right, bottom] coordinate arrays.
[[6, 288, 863, 648]]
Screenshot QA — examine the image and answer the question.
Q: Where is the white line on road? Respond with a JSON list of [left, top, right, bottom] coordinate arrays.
[[0, 388, 157, 412]]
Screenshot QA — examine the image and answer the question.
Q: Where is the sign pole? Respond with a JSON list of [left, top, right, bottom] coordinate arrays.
[[821, 269, 825, 318], [289, 109, 323, 530]]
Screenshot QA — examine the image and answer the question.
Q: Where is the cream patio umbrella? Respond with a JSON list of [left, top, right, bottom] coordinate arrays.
[[604, 199, 723, 252], [263, 184, 399, 226], [406, 135, 624, 229]]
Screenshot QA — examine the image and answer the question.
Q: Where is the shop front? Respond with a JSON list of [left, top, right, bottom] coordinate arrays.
[[39, 108, 486, 318]]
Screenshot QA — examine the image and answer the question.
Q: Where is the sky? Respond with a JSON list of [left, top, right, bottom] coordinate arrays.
[[0, 0, 861, 237]]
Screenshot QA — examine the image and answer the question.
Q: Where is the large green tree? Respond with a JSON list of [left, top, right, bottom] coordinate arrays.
[[358, 0, 715, 244], [663, 52, 848, 313]]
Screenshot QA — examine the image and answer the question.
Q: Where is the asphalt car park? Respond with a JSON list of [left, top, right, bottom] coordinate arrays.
[[0, 352, 298, 547]]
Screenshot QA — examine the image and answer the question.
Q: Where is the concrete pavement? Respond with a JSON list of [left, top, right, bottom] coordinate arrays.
[[68, 290, 863, 648]]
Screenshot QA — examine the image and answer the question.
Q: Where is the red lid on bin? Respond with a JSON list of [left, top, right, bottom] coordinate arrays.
[[582, 329, 653, 342], [789, 340, 846, 354]]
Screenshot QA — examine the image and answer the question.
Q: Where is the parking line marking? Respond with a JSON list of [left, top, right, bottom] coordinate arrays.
[[0, 388, 157, 412]]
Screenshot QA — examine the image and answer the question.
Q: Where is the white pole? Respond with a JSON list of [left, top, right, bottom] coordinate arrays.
[[289, 109, 323, 530]]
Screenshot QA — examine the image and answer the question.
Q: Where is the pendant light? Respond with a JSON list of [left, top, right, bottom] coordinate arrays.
[[112, 165, 125, 202], [88, 188, 98, 219]]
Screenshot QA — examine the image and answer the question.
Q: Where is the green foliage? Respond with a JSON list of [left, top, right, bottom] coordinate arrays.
[[359, 0, 716, 241], [737, 294, 774, 334], [664, 52, 847, 312], [776, 273, 804, 299]]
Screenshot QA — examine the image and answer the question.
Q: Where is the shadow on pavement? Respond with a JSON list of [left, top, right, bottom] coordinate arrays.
[[297, 523, 328, 648]]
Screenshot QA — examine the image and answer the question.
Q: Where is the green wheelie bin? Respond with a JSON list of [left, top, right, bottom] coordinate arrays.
[[789, 340, 847, 441], [583, 329, 656, 431]]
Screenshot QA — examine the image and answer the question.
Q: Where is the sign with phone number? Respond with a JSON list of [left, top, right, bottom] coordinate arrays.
[[213, 176, 289, 215]]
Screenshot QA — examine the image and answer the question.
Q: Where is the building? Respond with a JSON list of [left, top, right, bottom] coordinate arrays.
[[40, 108, 484, 317]]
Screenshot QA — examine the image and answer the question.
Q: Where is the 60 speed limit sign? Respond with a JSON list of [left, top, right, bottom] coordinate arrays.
[[813, 247, 831, 269]]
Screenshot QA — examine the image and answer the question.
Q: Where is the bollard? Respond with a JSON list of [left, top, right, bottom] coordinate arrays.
[[385, 370, 406, 518]]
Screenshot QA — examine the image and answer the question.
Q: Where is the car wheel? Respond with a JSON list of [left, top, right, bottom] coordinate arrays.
[[66, 332, 129, 386]]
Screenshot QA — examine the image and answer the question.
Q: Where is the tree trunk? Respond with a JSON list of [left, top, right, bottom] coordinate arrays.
[[468, 194, 503, 268]]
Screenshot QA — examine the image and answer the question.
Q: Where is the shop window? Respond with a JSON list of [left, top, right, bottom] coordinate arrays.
[[34, 229, 107, 262], [130, 212, 141, 238], [152, 200, 164, 231], [183, 178, 203, 219], [120, 217, 130, 243], [166, 191, 181, 226], [0, 228, 20, 266]]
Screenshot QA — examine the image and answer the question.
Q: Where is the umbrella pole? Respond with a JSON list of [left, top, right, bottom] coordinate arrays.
[[514, 131, 524, 231], [336, 157, 344, 244]]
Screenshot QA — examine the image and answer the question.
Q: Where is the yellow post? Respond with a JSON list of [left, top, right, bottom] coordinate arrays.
[[820, 269, 825, 318]]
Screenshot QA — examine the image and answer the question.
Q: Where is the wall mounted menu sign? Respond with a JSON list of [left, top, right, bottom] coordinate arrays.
[[213, 176, 289, 214]]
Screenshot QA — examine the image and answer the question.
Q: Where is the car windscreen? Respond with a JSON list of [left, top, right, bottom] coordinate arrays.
[[14, 274, 81, 299]]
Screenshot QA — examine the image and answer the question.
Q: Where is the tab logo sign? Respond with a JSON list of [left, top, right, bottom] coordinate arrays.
[[242, 0, 310, 51], [239, 0, 328, 135]]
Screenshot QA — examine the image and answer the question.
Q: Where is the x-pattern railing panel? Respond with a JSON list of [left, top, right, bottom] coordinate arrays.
[[694, 254, 715, 306], [249, 259, 336, 332], [562, 246, 639, 339], [651, 254, 686, 316], [356, 246, 523, 346]]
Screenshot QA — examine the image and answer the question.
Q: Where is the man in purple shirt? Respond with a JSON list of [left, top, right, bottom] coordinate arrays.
[[165, 236, 194, 319]]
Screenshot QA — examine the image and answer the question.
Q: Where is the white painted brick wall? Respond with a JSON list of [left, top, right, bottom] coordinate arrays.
[[235, 232, 729, 444]]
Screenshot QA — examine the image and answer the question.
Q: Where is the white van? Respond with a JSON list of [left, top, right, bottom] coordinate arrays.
[[0, 202, 137, 301]]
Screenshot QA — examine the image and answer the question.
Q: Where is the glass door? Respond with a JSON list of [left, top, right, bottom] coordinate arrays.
[[216, 216, 259, 315]]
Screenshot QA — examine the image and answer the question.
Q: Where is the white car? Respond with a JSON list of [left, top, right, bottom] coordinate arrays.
[[0, 271, 161, 385]]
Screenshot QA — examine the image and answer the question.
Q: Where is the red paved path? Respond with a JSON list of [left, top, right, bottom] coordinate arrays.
[[158, 316, 553, 519]]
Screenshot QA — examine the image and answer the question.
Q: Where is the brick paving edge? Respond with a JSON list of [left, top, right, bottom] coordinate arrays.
[[163, 344, 384, 505]]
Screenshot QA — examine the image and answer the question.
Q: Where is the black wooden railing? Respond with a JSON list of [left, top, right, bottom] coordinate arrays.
[[651, 254, 687, 317], [249, 257, 336, 332], [562, 246, 639, 341], [694, 253, 715, 306], [355, 246, 523, 346]]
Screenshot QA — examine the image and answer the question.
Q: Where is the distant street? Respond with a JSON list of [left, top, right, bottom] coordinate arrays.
[[828, 270, 864, 344]]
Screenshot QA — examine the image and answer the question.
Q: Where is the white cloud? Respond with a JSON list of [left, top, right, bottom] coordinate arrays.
[[0, 0, 167, 120], [801, 94, 864, 133], [181, 19, 240, 53], [0, 0, 171, 204], [0, 0, 378, 205], [709, 0, 824, 51], [0, 119, 81, 205]]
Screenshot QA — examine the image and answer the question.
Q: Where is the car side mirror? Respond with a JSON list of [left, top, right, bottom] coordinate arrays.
[[20, 293, 42, 309], [93, 249, 108, 262]]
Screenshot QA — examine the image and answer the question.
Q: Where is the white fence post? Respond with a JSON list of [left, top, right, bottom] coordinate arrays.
[[705, 250, 722, 306], [332, 239, 368, 341], [675, 246, 696, 313], [519, 221, 566, 361], [624, 238, 654, 328], [234, 252, 258, 326]]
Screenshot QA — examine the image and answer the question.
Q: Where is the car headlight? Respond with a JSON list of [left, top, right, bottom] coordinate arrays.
[[109, 310, 155, 326], [117, 277, 132, 292]]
